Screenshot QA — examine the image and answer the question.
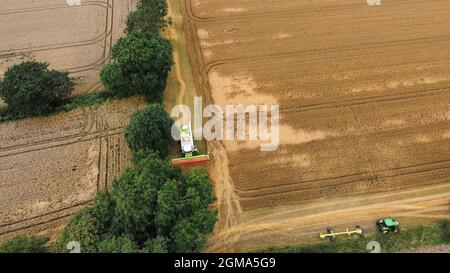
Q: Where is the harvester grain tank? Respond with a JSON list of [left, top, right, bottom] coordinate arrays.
[[171, 122, 209, 166]]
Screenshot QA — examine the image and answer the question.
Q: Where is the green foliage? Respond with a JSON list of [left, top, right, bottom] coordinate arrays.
[[100, 32, 173, 102], [54, 208, 104, 253], [0, 236, 49, 253], [0, 106, 15, 123], [440, 220, 450, 242], [266, 221, 450, 253], [97, 235, 140, 253], [126, 0, 169, 34], [125, 104, 173, 157], [57, 152, 216, 253], [142, 236, 169, 253], [0, 61, 74, 117], [62, 90, 110, 111]]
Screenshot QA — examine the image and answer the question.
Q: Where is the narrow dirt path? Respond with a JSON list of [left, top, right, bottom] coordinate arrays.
[[165, 1, 186, 106], [165, 0, 242, 232]]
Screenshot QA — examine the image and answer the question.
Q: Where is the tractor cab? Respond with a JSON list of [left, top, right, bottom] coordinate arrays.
[[377, 218, 400, 234]]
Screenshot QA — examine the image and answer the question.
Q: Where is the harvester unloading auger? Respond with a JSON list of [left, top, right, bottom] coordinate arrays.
[[171, 122, 209, 166]]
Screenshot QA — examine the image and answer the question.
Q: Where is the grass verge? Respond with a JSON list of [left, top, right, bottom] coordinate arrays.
[[61, 90, 111, 111], [163, 0, 207, 155], [265, 221, 450, 253]]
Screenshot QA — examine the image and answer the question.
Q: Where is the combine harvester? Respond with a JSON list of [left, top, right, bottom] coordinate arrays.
[[172, 122, 209, 166]]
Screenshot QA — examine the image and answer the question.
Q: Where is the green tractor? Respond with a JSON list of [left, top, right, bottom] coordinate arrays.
[[377, 218, 400, 234]]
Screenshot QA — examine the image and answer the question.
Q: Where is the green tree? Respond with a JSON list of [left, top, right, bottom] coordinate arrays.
[[100, 32, 173, 101], [97, 235, 140, 253], [57, 151, 217, 253], [124, 104, 173, 157], [142, 236, 168, 253], [0, 61, 74, 117], [0, 236, 49, 253], [108, 150, 216, 252], [126, 0, 169, 34]]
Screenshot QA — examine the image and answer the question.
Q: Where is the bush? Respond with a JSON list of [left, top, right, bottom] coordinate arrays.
[[100, 32, 173, 101], [125, 104, 173, 157], [0, 236, 49, 253], [126, 0, 169, 34], [54, 208, 105, 253], [0, 61, 74, 117]]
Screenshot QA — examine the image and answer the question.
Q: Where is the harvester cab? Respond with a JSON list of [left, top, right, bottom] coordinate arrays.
[[377, 218, 400, 234], [172, 122, 209, 166]]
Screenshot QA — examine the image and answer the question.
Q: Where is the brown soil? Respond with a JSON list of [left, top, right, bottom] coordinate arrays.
[[181, 0, 450, 252]]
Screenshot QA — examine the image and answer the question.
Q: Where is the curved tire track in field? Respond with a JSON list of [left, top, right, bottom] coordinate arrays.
[[184, 0, 431, 23], [182, 0, 450, 248], [0, 0, 115, 83], [0, 0, 130, 240], [0, 0, 116, 155], [0, 1, 113, 55], [0, 130, 124, 238], [236, 161, 450, 201]]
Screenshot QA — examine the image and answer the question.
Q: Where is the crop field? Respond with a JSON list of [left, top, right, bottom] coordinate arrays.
[[0, 0, 137, 95], [0, 97, 145, 241], [0, 0, 142, 242], [181, 0, 450, 251]]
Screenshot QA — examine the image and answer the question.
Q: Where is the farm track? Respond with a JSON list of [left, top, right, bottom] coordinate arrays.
[[181, 0, 450, 251]]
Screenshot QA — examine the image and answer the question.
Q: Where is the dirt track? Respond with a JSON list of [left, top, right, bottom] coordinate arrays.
[[180, 0, 450, 251]]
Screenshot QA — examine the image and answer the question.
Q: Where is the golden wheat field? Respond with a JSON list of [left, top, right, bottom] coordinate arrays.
[[181, 0, 450, 251]]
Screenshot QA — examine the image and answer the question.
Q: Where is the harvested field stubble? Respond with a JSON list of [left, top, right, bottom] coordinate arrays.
[[0, 0, 142, 241], [0, 97, 146, 241], [0, 0, 138, 95], [182, 0, 450, 251]]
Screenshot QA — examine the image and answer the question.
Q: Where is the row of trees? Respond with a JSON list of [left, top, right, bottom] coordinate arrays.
[[0, 0, 217, 253], [70, 0, 216, 252], [55, 150, 216, 253], [100, 0, 172, 102]]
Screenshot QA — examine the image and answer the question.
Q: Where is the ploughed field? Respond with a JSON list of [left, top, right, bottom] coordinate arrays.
[[0, 0, 142, 241], [181, 0, 450, 251]]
